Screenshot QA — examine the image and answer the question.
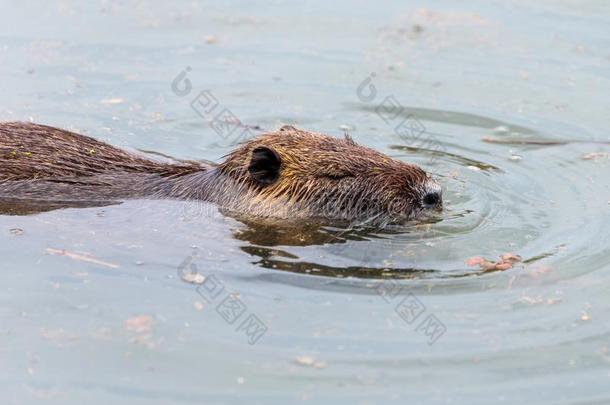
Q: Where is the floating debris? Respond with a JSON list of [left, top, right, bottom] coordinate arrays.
[[493, 125, 510, 135], [101, 98, 126, 105], [466, 253, 522, 272], [9, 228, 24, 236], [124, 315, 154, 334], [582, 152, 609, 160], [205, 35, 218, 44], [124, 314, 157, 349], [46, 248, 119, 269], [40, 327, 80, 346], [181, 272, 205, 284], [294, 356, 327, 369]]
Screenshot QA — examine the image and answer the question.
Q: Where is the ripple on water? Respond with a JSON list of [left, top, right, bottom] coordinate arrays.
[[206, 109, 610, 292]]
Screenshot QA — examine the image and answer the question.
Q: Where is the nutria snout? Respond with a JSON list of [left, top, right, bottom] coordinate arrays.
[[422, 183, 443, 210], [0, 122, 442, 224]]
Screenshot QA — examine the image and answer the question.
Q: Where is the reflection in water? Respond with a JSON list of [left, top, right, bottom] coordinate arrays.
[[232, 215, 486, 279], [231, 217, 392, 247], [482, 137, 610, 147], [354, 103, 539, 134], [390, 144, 500, 171], [0, 197, 119, 215], [235, 220, 439, 279], [242, 245, 436, 279]]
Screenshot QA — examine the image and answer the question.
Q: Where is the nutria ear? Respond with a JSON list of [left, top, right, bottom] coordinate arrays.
[[279, 124, 298, 132], [248, 146, 281, 185]]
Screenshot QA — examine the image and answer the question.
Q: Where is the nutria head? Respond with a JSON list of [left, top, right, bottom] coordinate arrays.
[[212, 126, 442, 224]]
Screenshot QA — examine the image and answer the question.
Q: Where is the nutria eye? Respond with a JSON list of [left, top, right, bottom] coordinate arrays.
[[248, 146, 281, 186]]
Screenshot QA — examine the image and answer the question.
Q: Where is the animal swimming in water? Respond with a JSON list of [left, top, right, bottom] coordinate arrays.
[[0, 122, 442, 223]]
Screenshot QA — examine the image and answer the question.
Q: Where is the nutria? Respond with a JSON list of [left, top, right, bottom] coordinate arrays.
[[0, 122, 442, 223]]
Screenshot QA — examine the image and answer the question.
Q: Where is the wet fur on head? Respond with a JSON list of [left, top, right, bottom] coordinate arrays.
[[209, 126, 439, 224]]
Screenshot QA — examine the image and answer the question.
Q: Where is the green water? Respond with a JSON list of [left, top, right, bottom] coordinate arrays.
[[1, 1, 609, 403]]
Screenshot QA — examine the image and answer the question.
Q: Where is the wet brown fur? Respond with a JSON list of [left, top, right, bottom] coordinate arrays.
[[0, 122, 440, 223]]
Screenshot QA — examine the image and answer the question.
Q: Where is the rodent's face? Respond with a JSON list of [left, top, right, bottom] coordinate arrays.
[[222, 127, 442, 223]]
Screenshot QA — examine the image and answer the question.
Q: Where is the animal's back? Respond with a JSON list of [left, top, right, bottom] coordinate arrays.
[[0, 122, 167, 181], [0, 122, 209, 203]]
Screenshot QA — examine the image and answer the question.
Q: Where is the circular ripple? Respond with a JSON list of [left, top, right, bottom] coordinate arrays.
[[223, 117, 610, 285]]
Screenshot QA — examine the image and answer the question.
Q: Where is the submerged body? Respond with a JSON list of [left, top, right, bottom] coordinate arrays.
[[0, 122, 441, 223]]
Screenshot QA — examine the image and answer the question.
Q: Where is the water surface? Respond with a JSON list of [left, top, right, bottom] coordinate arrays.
[[1, 1, 609, 404]]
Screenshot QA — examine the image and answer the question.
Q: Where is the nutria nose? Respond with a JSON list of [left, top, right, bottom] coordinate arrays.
[[422, 190, 442, 209]]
